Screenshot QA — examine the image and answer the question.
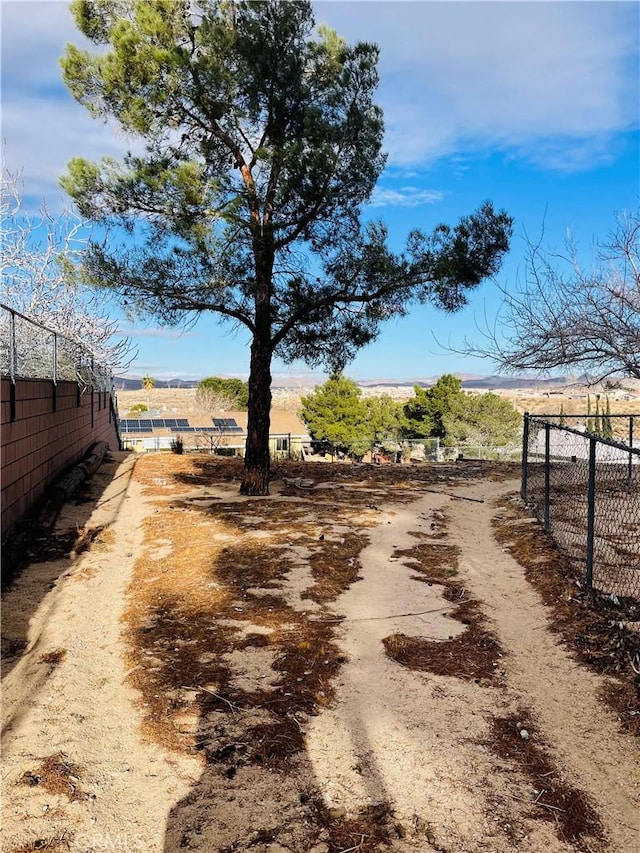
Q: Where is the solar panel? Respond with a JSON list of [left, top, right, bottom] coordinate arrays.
[[119, 417, 193, 431], [212, 418, 244, 432]]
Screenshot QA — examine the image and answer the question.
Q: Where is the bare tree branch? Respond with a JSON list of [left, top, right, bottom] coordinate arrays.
[[460, 210, 640, 381], [1, 168, 135, 374]]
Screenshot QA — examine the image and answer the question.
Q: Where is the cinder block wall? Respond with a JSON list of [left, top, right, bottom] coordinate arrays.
[[1, 377, 121, 539]]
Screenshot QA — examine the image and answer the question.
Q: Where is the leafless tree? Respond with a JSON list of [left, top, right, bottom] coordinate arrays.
[[1, 169, 134, 378], [193, 428, 228, 455], [465, 210, 640, 382], [193, 384, 240, 454], [195, 384, 237, 415]]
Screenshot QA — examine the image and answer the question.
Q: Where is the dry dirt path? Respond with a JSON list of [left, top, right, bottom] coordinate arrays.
[[2, 454, 202, 852], [306, 486, 640, 853], [1, 457, 638, 853], [450, 481, 639, 851]]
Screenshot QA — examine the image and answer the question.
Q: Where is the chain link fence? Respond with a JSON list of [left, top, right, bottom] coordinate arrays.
[[451, 443, 521, 462], [522, 413, 640, 600], [308, 438, 441, 463], [0, 302, 112, 391]]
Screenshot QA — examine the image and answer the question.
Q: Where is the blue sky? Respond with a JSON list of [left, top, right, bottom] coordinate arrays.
[[2, 0, 639, 383]]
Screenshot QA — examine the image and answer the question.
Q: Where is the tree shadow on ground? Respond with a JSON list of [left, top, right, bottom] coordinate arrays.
[[1, 452, 134, 682]]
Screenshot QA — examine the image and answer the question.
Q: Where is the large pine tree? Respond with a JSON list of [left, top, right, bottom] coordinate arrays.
[[61, 0, 512, 494]]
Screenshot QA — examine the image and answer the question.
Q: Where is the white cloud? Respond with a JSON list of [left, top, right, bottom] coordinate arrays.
[[1, 1, 132, 206], [1, 1, 79, 89], [2, 99, 132, 206], [1, 0, 637, 208], [119, 327, 199, 340], [369, 186, 444, 207], [316, 1, 639, 169]]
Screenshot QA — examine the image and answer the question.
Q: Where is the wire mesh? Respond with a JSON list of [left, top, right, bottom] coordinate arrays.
[[453, 443, 521, 461], [532, 411, 637, 447], [523, 415, 640, 600], [1, 303, 112, 390]]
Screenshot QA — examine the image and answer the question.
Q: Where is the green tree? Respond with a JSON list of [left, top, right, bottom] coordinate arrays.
[[586, 395, 594, 434], [196, 376, 249, 410], [442, 392, 521, 448], [558, 402, 566, 427], [365, 394, 403, 444], [300, 374, 371, 459], [61, 0, 512, 494], [402, 375, 520, 448], [602, 395, 614, 440], [594, 395, 602, 437], [127, 402, 148, 417], [402, 374, 464, 439]]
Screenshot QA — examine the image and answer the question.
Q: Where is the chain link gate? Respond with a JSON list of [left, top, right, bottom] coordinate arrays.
[[522, 413, 640, 600]]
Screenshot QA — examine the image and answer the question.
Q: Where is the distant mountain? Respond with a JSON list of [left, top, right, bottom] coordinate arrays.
[[116, 373, 582, 392], [114, 377, 200, 390], [460, 375, 571, 390], [358, 375, 575, 391]]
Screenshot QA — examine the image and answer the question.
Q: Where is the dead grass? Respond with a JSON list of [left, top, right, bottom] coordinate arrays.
[[311, 800, 398, 852], [487, 712, 605, 846], [20, 753, 88, 802], [122, 453, 520, 853], [382, 516, 505, 684], [133, 453, 520, 500], [306, 531, 371, 604], [37, 648, 67, 672], [493, 499, 640, 735], [122, 455, 386, 763], [10, 834, 71, 853], [6, 451, 629, 852], [70, 524, 108, 556]]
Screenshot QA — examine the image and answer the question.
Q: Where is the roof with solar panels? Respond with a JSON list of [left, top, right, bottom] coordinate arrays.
[[117, 409, 309, 438]]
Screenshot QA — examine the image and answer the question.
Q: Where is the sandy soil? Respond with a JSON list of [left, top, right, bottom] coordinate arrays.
[[2, 454, 639, 853]]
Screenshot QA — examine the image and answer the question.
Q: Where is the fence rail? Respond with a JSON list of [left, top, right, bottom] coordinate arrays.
[[522, 413, 640, 600], [0, 302, 112, 392]]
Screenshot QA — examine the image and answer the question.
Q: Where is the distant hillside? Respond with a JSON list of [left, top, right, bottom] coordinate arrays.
[[460, 375, 571, 390], [116, 373, 638, 394], [358, 375, 575, 391], [114, 377, 200, 390]]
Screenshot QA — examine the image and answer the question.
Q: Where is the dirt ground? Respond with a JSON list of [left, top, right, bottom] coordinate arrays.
[[2, 453, 639, 853]]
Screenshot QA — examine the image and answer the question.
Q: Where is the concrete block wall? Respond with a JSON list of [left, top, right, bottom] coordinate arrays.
[[1, 376, 121, 539]]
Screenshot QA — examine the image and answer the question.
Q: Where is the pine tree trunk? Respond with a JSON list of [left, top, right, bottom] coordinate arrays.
[[241, 200, 274, 496], [241, 322, 273, 496]]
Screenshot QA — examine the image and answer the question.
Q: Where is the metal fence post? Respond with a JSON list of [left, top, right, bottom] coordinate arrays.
[[90, 358, 95, 429], [629, 415, 634, 494], [544, 422, 551, 530], [52, 332, 58, 411], [9, 308, 17, 421], [521, 413, 530, 501], [585, 435, 597, 590]]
